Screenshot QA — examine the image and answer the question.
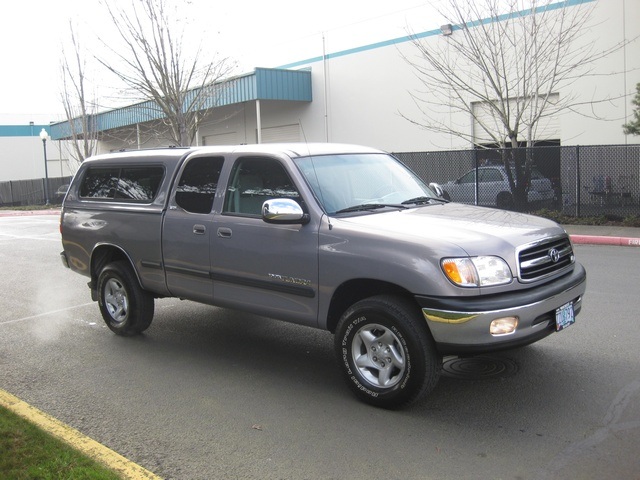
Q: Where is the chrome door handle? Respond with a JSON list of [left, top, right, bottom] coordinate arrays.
[[217, 227, 232, 238]]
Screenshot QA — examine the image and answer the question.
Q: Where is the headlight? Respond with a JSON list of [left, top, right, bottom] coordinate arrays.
[[441, 256, 512, 287]]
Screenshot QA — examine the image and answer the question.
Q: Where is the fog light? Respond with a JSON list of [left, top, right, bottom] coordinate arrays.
[[490, 317, 518, 336]]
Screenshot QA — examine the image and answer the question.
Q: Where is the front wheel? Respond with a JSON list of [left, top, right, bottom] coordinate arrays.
[[335, 295, 440, 409], [97, 261, 154, 336]]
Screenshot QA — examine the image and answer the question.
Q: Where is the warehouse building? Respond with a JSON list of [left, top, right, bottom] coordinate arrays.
[[1, 0, 638, 191]]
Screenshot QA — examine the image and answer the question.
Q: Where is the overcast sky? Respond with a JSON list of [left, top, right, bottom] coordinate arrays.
[[2, 0, 448, 124]]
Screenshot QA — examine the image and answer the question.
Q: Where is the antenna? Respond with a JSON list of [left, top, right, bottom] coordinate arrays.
[[300, 118, 308, 146], [299, 119, 332, 229]]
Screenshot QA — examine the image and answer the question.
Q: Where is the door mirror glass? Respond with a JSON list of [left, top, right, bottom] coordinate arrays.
[[262, 199, 309, 224]]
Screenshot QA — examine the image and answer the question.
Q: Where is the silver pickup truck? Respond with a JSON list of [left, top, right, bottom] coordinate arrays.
[[60, 143, 586, 408]]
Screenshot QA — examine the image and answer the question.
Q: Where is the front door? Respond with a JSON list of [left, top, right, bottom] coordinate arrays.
[[210, 156, 320, 327]]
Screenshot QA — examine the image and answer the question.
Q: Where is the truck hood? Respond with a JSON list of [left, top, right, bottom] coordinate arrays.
[[333, 202, 566, 256]]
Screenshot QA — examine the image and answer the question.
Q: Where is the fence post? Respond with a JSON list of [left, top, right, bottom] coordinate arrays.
[[474, 149, 479, 205], [575, 145, 581, 217]]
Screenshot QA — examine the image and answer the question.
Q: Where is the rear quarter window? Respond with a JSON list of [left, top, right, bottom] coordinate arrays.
[[79, 166, 165, 202]]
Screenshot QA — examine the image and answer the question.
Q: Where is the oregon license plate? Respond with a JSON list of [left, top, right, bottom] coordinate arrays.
[[555, 302, 575, 331]]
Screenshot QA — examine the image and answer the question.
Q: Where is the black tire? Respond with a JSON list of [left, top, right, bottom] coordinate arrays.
[[496, 192, 514, 210], [334, 295, 440, 409], [97, 261, 154, 336]]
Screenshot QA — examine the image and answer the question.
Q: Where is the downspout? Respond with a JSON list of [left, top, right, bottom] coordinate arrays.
[[58, 140, 63, 177], [256, 99, 262, 144], [323, 33, 329, 142], [195, 115, 200, 146]]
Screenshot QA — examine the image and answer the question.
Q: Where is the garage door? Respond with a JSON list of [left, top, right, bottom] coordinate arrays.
[[260, 124, 300, 143], [202, 132, 239, 146], [472, 94, 560, 144]]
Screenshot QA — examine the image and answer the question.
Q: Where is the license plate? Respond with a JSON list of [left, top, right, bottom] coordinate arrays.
[[555, 302, 575, 331]]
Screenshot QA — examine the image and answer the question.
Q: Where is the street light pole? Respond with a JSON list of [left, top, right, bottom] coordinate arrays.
[[39, 128, 50, 205]]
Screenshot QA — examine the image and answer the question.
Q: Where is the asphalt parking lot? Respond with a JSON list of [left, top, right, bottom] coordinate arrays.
[[1, 213, 639, 479]]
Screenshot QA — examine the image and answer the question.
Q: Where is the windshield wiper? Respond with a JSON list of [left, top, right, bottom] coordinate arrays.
[[401, 196, 448, 205], [335, 203, 409, 214]]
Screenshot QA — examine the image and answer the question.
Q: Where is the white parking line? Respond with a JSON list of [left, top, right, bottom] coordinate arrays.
[[0, 234, 61, 242], [0, 303, 95, 326]]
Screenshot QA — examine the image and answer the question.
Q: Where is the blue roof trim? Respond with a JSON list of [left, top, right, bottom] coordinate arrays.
[[0, 125, 50, 137], [278, 0, 596, 69], [50, 68, 311, 140]]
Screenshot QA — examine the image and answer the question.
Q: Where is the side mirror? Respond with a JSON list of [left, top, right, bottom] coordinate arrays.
[[429, 182, 445, 198], [262, 198, 310, 224]]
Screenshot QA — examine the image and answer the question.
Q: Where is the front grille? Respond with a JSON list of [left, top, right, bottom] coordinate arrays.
[[517, 235, 574, 282]]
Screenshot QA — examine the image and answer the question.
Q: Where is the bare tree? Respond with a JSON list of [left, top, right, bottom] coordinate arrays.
[[96, 0, 235, 147], [60, 21, 99, 166], [402, 0, 627, 209]]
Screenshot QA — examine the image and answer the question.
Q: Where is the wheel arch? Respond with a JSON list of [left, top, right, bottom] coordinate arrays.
[[325, 279, 417, 333], [89, 244, 139, 300]]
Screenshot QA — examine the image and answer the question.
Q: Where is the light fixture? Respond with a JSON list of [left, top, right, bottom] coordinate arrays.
[[440, 24, 453, 36], [490, 317, 519, 336], [39, 128, 50, 205]]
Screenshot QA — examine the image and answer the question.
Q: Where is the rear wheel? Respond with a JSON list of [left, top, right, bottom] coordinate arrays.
[[97, 261, 154, 336], [335, 295, 440, 409], [496, 192, 514, 210]]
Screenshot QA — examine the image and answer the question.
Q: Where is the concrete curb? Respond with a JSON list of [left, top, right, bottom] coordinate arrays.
[[570, 235, 640, 247]]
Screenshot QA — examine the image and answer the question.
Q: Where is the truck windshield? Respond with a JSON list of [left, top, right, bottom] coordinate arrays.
[[294, 153, 438, 214]]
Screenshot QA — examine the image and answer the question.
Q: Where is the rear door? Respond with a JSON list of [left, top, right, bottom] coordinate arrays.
[[162, 156, 224, 303]]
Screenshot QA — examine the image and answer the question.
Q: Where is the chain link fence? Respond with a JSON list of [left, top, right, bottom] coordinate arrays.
[[3, 145, 639, 219], [395, 145, 640, 218]]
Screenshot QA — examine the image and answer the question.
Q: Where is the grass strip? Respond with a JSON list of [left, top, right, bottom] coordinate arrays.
[[0, 405, 122, 480]]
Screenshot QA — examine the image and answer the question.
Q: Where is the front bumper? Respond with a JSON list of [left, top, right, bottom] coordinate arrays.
[[417, 263, 587, 355], [60, 251, 70, 268]]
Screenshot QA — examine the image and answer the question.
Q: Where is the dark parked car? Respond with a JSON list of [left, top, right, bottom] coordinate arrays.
[[54, 184, 69, 204]]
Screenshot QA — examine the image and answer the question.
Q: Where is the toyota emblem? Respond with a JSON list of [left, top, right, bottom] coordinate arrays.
[[548, 248, 560, 263]]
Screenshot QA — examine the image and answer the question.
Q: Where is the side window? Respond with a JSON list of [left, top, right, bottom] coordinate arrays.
[[175, 156, 224, 214], [480, 168, 503, 183], [80, 166, 164, 201], [223, 157, 300, 216], [459, 171, 476, 184], [80, 167, 119, 198], [116, 167, 164, 201]]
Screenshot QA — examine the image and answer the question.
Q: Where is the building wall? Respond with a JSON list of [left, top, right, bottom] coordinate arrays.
[[554, 0, 639, 146], [280, 0, 639, 151], [2, 0, 638, 184], [192, 0, 640, 153], [0, 132, 74, 182]]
